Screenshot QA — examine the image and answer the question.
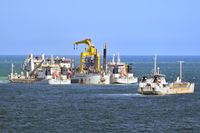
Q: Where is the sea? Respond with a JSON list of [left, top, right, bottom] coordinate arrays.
[[0, 55, 200, 133]]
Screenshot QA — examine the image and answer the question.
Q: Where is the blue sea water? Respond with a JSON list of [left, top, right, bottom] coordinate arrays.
[[0, 55, 200, 132]]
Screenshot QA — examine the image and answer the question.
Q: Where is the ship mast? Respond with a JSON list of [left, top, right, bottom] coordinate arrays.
[[117, 52, 120, 64], [154, 54, 157, 75], [112, 54, 115, 64], [103, 43, 107, 72], [179, 61, 184, 82], [11, 64, 14, 78], [157, 67, 160, 74], [51, 55, 54, 65]]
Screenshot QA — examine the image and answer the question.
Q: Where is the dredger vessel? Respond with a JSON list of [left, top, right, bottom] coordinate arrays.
[[72, 38, 110, 84]]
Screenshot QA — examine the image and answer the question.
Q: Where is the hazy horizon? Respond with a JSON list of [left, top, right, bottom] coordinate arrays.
[[0, 54, 200, 57]]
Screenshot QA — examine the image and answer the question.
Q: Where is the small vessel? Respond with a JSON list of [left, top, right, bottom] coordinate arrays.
[[138, 73, 169, 95], [138, 56, 195, 95], [8, 54, 45, 83], [108, 53, 138, 84], [48, 64, 72, 85], [41, 56, 73, 84], [138, 55, 169, 95], [8, 65, 37, 83]]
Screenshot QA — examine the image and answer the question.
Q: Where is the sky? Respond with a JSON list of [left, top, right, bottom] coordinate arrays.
[[0, 0, 200, 55]]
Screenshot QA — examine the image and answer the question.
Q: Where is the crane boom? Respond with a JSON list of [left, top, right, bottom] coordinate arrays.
[[74, 38, 94, 47], [73, 38, 100, 73], [29, 59, 44, 77]]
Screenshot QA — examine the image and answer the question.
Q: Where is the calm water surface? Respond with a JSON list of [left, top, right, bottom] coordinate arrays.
[[0, 56, 200, 132]]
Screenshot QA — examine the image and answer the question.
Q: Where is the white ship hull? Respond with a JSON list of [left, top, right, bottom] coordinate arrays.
[[110, 74, 138, 84], [48, 79, 71, 85], [168, 82, 195, 94], [138, 82, 169, 95], [74, 73, 110, 85], [138, 82, 195, 95], [8, 74, 37, 83], [9, 78, 37, 83]]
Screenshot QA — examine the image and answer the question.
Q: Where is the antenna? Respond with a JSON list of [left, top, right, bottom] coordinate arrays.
[[74, 44, 75, 50], [51, 55, 54, 65], [41, 53, 45, 60], [117, 52, 120, 64], [179, 61, 184, 82], [11, 64, 14, 75], [157, 67, 160, 74], [154, 54, 157, 75], [103, 43, 107, 72], [112, 54, 115, 64]]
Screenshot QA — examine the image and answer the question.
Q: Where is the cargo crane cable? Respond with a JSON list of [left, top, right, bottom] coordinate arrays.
[[73, 44, 78, 50]]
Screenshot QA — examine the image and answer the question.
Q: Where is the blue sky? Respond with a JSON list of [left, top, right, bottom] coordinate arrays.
[[0, 0, 200, 55]]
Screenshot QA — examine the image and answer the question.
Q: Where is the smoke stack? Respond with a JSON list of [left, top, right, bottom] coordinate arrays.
[[103, 43, 107, 72]]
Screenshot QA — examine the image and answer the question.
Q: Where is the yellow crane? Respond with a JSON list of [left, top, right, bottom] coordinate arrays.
[[74, 38, 100, 73]]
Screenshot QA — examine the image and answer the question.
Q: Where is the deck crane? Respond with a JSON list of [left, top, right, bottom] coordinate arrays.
[[73, 38, 100, 73]]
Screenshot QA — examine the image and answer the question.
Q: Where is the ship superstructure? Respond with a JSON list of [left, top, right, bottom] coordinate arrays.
[[108, 53, 138, 84], [8, 54, 73, 84]]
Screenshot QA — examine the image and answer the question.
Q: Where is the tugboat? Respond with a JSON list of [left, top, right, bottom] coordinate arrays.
[[138, 55, 169, 95], [138, 55, 195, 95], [108, 53, 138, 84]]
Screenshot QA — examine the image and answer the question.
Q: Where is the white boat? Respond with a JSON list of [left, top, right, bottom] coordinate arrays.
[[8, 53, 74, 84], [8, 53, 45, 83], [47, 61, 73, 85], [108, 53, 138, 84], [138, 74, 169, 95], [8, 53, 47, 83], [38, 55, 74, 80], [138, 56, 195, 95], [138, 55, 169, 95]]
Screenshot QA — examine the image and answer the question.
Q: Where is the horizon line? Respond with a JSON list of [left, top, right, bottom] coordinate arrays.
[[0, 54, 200, 56]]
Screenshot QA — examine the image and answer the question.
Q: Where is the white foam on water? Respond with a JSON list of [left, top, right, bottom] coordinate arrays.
[[0, 80, 9, 84], [96, 93, 142, 97], [0, 77, 9, 84]]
